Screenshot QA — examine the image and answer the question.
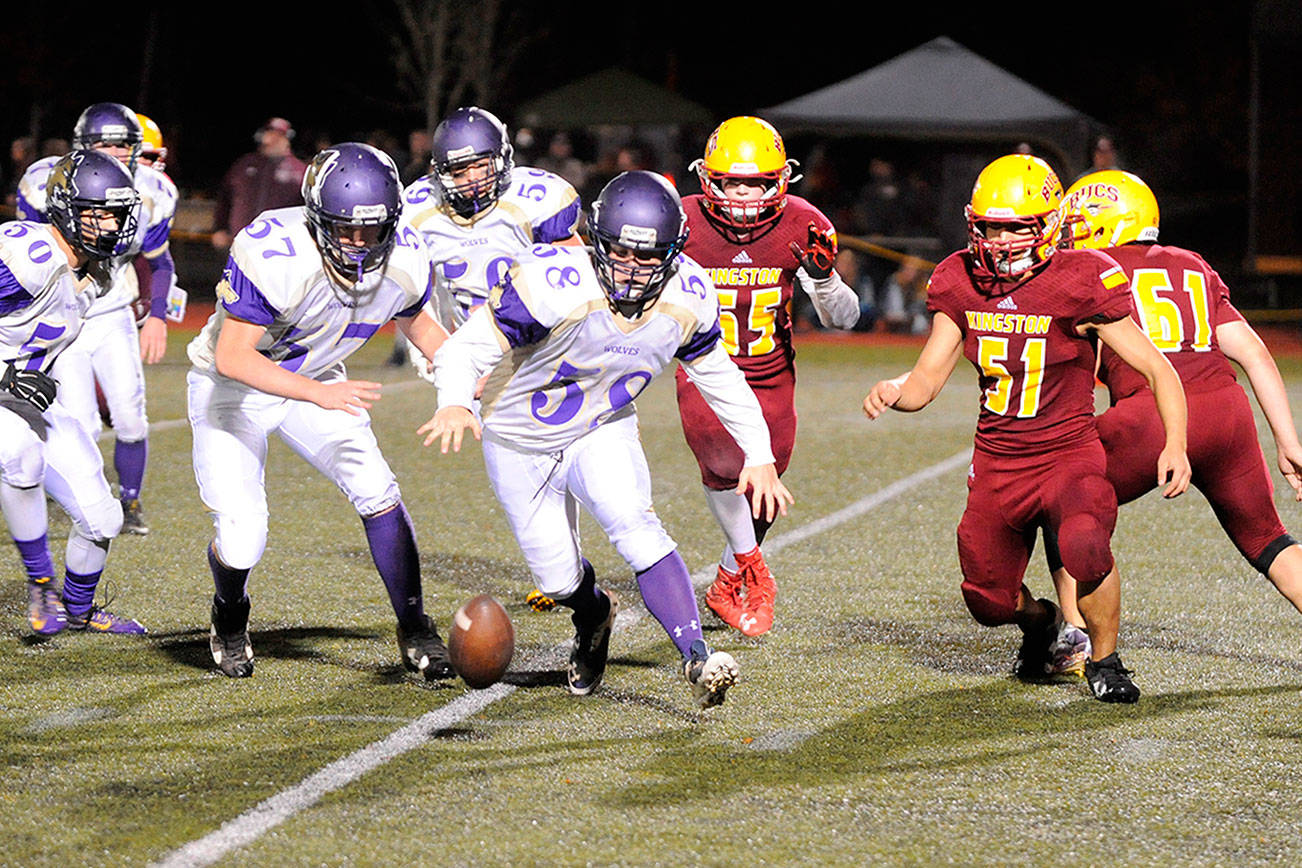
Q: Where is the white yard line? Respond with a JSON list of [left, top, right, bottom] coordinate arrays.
[[151, 447, 971, 868]]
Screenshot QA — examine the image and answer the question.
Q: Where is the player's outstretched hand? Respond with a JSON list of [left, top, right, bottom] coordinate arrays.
[[737, 463, 794, 522], [1277, 442, 1302, 501], [314, 379, 381, 415], [418, 406, 482, 454], [1157, 445, 1191, 499], [862, 380, 902, 420], [788, 222, 836, 279], [139, 317, 167, 364]]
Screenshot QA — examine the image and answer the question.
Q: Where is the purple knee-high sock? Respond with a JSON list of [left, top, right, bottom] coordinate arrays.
[[636, 550, 703, 659], [208, 544, 251, 604], [14, 535, 56, 581], [115, 438, 148, 502], [362, 503, 424, 630]]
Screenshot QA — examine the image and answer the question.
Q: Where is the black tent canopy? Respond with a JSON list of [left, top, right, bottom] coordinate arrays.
[[761, 36, 1099, 180]]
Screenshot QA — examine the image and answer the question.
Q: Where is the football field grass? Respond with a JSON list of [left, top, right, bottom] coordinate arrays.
[[4, 326, 1302, 866]]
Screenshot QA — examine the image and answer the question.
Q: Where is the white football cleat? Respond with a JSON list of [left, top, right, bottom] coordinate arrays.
[[684, 640, 739, 709], [1049, 621, 1091, 679]]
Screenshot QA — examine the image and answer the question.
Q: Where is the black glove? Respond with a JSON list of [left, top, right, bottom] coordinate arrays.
[[1, 363, 58, 412], [788, 222, 837, 280]]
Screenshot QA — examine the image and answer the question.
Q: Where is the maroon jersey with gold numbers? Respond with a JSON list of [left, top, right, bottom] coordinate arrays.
[[926, 248, 1132, 457], [1097, 243, 1245, 400], [681, 193, 834, 380]]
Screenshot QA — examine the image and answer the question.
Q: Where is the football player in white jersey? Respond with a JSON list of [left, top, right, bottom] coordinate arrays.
[[3, 150, 147, 634], [16, 102, 180, 535], [420, 171, 794, 708], [405, 106, 583, 612], [401, 106, 582, 367], [188, 143, 454, 680]]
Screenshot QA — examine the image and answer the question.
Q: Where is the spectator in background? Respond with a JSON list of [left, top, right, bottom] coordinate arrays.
[[1090, 135, 1119, 171], [401, 128, 431, 186], [40, 138, 69, 158], [5, 136, 36, 206], [210, 117, 307, 249], [536, 131, 589, 193]]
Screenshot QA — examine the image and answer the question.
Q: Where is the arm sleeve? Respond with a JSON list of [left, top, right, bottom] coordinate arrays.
[[142, 248, 176, 320], [431, 306, 509, 410], [681, 342, 776, 467], [797, 267, 860, 329]]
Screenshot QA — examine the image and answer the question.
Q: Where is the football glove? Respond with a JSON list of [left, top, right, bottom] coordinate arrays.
[[1, 363, 57, 412], [788, 222, 837, 280]]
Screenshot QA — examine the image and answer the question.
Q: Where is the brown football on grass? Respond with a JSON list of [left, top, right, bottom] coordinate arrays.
[[448, 595, 515, 689]]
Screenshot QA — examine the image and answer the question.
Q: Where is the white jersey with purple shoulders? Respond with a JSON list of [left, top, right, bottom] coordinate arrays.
[[434, 244, 773, 462], [0, 221, 90, 373], [403, 166, 580, 328], [186, 207, 432, 383], [16, 157, 176, 317]]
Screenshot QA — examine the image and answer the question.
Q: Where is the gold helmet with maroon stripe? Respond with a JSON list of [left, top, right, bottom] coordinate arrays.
[[136, 113, 167, 171], [1058, 170, 1160, 250], [965, 154, 1063, 279], [690, 116, 798, 234]]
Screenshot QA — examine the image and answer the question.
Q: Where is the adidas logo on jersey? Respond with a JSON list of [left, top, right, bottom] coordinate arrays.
[[996, 295, 1018, 310], [731, 250, 754, 265]]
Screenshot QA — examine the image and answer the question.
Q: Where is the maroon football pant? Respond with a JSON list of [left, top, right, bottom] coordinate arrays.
[[1099, 385, 1288, 568], [674, 363, 796, 491], [958, 441, 1118, 626]]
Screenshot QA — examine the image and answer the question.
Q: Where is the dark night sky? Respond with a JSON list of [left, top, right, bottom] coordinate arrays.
[[1, 2, 1295, 280]]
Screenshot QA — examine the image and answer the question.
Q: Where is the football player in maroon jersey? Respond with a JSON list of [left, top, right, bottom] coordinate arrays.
[[678, 116, 860, 637], [863, 155, 1191, 703], [1042, 170, 1302, 676]]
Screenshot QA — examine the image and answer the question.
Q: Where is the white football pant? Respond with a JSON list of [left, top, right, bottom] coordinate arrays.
[[52, 307, 148, 442], [482, 413, 676, 598], [187, 370, 402, 571], [0, 403, 123, 544]]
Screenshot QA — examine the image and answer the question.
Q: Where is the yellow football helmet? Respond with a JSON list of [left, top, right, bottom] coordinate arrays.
[[965, 154, 1063, 279], [690, 116, 798, 234], [1059, 170, 1159, 250], [136, 113, 167, 171]]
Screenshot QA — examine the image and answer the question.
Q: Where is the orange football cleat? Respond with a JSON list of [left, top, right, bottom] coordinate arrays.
[[735, 547, 775, 637], [704, 563, 745, 630]]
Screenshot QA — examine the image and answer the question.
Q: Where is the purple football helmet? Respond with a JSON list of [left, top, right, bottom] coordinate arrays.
[[72, 102, 143, 175], [429, 107, 514, 218], [589, 171, 688, 317], [302, 142, 403, 282], [45, 149, 141, 261]]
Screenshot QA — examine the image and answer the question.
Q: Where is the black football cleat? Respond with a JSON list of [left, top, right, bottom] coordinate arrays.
[[210, 595, 254, 678], [1085, 652, 1140, 703], [121, 498, 150, 535], [1013, 598, 1059, 682], [397, 614, 454, 680], [567, 592, 618, 696]]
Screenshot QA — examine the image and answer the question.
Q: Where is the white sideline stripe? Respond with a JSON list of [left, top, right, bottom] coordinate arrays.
[[151, 447, 971, 868]]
